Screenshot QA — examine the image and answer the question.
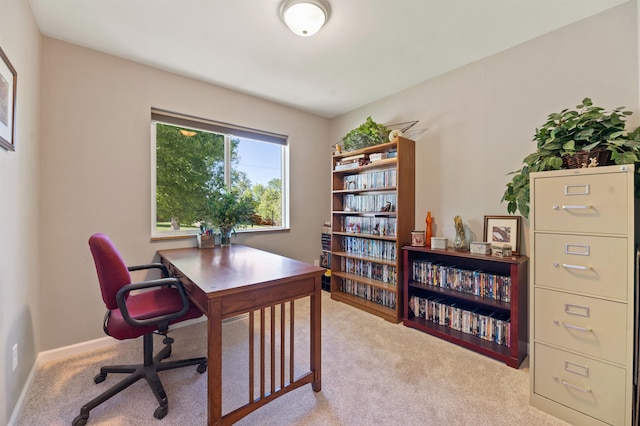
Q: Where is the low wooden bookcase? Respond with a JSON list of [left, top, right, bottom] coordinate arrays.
[[402, 246, 528, 368]]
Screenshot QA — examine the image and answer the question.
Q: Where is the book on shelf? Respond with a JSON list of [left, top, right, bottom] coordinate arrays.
[[334, 159, 368, 171], [339, 153, 366, 163]]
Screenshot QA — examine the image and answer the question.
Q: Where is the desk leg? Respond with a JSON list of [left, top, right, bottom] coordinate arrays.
[[311, 275, 322, 392], [208, 298, 223, 426]]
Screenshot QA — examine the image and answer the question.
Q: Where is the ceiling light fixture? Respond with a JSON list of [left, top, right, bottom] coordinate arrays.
[[280, 0, 330, 37], [179, 129, 197, 137]]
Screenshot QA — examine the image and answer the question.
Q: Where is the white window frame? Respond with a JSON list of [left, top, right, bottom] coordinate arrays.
[[150, 109, 290, 239]]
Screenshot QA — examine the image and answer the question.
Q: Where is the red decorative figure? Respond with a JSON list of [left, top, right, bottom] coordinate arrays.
[[426, 211, 433, 248]]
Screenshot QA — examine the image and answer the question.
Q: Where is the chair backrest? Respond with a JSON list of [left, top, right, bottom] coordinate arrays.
[[88, 233, 132, 310]]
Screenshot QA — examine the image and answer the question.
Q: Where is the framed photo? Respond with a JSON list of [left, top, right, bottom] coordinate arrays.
[[0, 45, 17, 151], [484, 215, 521, 254]]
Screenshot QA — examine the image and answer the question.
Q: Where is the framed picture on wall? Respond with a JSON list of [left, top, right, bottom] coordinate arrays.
[[0, 45, 17, 151], [483, 215, 521, 254]]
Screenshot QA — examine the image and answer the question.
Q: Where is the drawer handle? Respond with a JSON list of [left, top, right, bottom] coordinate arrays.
[[557, 378, 592, 394], [561, 205, 592, 210], [562, 322, 592, 333], [559, 263, 591, 271], [552, 204, 593, 210]]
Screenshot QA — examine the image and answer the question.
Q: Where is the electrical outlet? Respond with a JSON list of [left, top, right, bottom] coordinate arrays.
[[12, 343, 18, 371], [313, 259, 320, 267]]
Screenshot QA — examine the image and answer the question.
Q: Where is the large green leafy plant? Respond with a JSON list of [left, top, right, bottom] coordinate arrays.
[[502, 98, 640, 218], [201, 186, 256, 233], [341, 116, 390, 151]]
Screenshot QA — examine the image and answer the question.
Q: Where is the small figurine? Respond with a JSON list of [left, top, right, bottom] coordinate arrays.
[[453, 215, 466, 249], [380, 201, 392, 212], [581, 156, 599, 168]]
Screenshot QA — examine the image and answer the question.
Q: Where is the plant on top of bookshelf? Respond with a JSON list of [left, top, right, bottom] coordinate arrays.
[[341, 116, 390, 152]]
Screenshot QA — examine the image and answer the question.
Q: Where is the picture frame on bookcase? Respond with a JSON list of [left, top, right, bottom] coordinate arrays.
[[483, 215, 521, 254], [0, 45, 17, 151]]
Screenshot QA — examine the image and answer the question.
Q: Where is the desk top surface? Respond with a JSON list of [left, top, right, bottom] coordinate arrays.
[[158, 245, 324, 294]]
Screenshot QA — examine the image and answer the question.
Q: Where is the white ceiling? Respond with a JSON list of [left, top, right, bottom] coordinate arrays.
[[28, 0, 628, 118]]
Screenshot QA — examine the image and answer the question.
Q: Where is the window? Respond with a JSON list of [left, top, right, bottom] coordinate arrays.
[[151, 109, 289, 237]]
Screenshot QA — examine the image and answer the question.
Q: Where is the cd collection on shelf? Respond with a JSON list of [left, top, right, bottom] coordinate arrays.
[[341, 236, 396, 260], [411, 260, 511, 302], [409, 294, 511, 347], [341, 258, 397, 285], [341, 279, 397, 309], [341, 216, 397, 237], [342, 169, 397, 191], [343, 193, 396, 213], [331, 137, 415, 323]]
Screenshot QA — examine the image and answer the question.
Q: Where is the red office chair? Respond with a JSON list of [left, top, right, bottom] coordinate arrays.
[[73, 233, 207, 426]]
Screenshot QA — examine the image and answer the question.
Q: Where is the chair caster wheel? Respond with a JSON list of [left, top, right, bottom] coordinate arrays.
[[197, 363, 207, 374], [94, 373, 107, 384], [72, 414, 89, 426], [154, 405, 168, 419]]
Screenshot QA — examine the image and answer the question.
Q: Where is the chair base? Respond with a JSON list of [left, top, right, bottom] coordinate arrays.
[[73, 333, 206, 426]]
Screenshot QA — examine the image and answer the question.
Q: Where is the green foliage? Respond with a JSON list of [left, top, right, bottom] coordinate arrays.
[[533, 98, 633, 154], [252, 179, 282, 225], [157, 124, 282, 232], [341, 116, 390, 151], [156, 124, 224, 229], [201, 186, 256, 232], [502, 98, 640, 218]]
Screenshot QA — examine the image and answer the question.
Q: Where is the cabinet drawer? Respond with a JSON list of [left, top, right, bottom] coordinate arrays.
[[532, 171, 628, 234], [534, 288, 627, 364], [533, 233, 628, 300], [533, 342, 626, 425]]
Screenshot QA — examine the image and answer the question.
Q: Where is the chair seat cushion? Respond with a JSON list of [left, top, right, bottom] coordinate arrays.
[[107, 287, 203, 340]]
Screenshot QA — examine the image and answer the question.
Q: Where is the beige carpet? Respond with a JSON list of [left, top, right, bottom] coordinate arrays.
[[18, 291, 567, 425]]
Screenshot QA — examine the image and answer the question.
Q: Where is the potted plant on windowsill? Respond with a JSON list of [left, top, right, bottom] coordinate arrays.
[[501, 98, 640, 218], [201, 186, 256, 247]]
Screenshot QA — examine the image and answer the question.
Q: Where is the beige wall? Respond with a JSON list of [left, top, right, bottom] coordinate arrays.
[[38, 38, 330, 351], [2, 0, 639, 422], [0, 0, 41, 423], [330, 2, 639, 256]]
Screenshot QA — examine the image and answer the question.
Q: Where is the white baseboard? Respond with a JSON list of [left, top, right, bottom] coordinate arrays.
[[8, 315, 207, 425], [7, 335, 123, 425], [7, 356, 38, 426]]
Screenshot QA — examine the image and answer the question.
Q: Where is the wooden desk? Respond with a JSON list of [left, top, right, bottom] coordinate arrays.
[[157, 246, 324, 425]]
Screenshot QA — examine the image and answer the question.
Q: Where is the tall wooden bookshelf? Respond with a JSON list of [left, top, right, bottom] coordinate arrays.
[[330, 137, 415, 323]]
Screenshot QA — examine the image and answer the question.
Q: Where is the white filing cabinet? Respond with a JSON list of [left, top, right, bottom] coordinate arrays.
[[530, 164, 637, 425]]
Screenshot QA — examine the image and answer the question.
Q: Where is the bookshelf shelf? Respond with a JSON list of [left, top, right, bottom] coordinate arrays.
[[331, 271, 398, 292], [331, 232, 397, 242], [331, 290, 397, 318], [330, 137, 415, 323], [402, 246, 528, 368], [332, 186, 397, 194], [407, 282, 511, 312]]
